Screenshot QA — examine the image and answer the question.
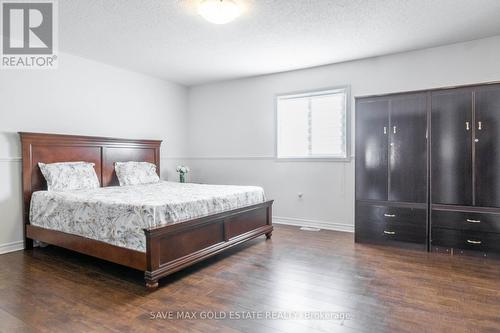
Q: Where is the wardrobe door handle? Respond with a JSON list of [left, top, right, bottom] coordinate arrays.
[[384, 231, 396, 235], [393, 126, 397, 134], [383, 126, 387, 135], [384, 214, 395, 217], [467, 239, 482, 245], [478, 121, 482, 130], [466, 122, 470, 131], [466, 219, 481, 223]]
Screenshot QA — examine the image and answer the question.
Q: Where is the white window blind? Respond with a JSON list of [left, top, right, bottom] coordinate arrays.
[[277, 88, 348, 159]]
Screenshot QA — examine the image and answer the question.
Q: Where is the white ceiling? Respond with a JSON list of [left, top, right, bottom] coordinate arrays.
[[60, 0, 500, 86]]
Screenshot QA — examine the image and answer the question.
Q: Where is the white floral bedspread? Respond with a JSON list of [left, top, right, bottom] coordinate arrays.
[[29, 181, 266, 252]]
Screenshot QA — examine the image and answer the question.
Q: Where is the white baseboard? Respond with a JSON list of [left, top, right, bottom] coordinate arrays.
[[0, 219, 352, 254], [273, 216, 354, 233], [0, 241, 24, 254]]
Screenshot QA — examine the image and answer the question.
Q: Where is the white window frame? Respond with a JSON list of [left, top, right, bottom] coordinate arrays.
[[275, 86, 351, 161]]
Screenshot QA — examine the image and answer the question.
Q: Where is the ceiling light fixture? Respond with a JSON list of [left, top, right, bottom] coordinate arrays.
[[198, 0, 242, 25]]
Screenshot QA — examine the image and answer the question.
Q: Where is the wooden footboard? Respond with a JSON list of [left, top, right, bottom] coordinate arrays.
[[143, 200, 273, 289], [26, 201, 273, 290]]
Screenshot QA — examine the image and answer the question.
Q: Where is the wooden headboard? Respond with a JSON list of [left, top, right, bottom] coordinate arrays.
[[19, 132, 162, 228]]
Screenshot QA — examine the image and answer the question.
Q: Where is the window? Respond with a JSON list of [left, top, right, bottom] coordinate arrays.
[[276, 87, 349, 159]]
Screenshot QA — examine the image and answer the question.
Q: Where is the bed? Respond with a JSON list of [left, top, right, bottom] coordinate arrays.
[[20, 132, 273, 289]]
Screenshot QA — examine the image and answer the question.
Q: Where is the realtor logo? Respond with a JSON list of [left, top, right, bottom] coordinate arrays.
[[1, 0, 58, 69]]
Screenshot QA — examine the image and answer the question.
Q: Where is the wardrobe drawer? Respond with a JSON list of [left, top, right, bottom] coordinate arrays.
[[431, 228, 500, 253], [357, 221, 426, 244], [356, 203, 426, 245], [356, 203, 426, 226], [432, 210, 500, 233]]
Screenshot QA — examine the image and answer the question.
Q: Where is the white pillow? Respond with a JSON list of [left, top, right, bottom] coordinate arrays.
[[115, 161, 160, 186], [38, 162, 100, 191]]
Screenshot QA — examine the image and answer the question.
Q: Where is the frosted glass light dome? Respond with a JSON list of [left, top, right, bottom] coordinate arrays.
[[198, 0, 242, 24]]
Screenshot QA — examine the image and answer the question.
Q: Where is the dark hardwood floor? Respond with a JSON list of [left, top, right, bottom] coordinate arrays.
[[0, 224, 499, 333]]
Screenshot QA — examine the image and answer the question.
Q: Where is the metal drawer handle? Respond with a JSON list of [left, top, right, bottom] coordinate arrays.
[[466, 219, 481, 223], [384, 214, 396, 218], [384, 231, 396, 235], [467, 239, 482, 245]]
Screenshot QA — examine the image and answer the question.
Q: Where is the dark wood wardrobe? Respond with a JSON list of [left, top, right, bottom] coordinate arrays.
[[355, 93, 428, 250], [355, 82, 500, 258]]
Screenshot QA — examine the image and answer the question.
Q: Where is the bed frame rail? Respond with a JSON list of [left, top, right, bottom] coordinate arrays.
[[144, 201, 273, 289]]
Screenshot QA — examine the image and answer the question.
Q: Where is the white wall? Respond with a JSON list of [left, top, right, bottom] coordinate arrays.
[[0, 52, 189, 253], [187, 36, 500, 232], [2, 36, 499, 254]]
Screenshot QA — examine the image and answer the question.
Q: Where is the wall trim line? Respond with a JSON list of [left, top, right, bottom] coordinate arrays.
[[0, 157, 22, 163], [2, 156, 352, 161], [0, 241, 24, 254], [273, 216, 354, 233], [161, 156, 354, 161], [163, 156, 275, 160]]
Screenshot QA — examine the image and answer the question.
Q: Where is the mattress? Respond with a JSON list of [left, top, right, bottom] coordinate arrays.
[[29, 181, 266, 252]]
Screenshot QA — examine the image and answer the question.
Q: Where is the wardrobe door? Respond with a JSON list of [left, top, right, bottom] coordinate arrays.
[[475, 85, 500, 207], [356, 99, 389, 201], [389, 94, 427, 203], [431, 89, 473, 205]]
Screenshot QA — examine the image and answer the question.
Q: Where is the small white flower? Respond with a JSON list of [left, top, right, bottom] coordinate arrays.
[[176, 165, 190, 174]]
